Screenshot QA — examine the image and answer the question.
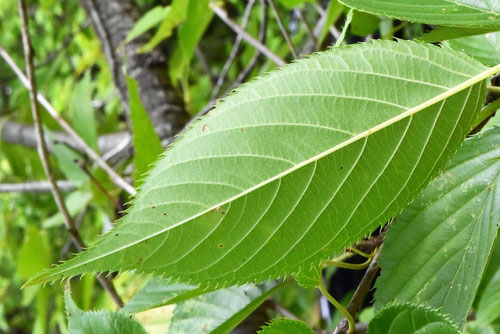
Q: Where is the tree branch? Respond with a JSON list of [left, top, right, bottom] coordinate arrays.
[[211, 0, 256, 99], [267, 0, 299, 59], [0, 181, 74, 193], [0, 48, 136, 195], [77, 0, 189, 139], [212, 4, 286, 67], [17, 0, 124, 308]]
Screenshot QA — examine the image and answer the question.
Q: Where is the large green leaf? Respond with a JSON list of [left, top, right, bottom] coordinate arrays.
[[258, 318, 315, 334], [340, 0, 500, 28], [65, 287, 147, 334], [368, 303, 461, 334], [167, 283, 280, 334], [29, 40, 492, 289], [445, 32, 500, 67], [374, 127, 500, 327]]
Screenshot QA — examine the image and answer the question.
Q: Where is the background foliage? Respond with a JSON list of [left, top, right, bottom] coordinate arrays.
[[0, 0, 499, 333]]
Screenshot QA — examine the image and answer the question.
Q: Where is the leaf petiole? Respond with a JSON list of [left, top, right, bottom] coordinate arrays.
[[318, 278, 355, 334]]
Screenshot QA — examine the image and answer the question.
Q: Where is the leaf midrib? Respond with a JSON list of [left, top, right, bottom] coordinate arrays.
[[30, 64, 500, 283]]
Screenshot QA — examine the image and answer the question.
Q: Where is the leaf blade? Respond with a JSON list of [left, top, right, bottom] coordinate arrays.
[[29, 41, 491, 289], [340, 0, 500, 28], [374, 127, 500, 327]]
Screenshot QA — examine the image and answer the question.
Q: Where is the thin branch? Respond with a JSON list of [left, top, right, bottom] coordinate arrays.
[[313, 2, 340, 40], [267, 0, 299, 59], [333, 246, 384, 334], [211, 0, 256, 99], [77, 160, 124, 211], [17, 0, 124, 308], [183, 0, 269, 133], [195, 46, 215, 84], [0, 181, 74, 193], [0, 47, 136, 196], [226, 0, 269, 92], [295, 8, 317, 46], [211, 4, 286, 67]]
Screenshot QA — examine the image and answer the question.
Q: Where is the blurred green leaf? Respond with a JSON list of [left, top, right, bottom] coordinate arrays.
[[276, 0, 312, 9], [350, 10, 379, 37], [72, 72, 98, 151], [140, 0, 188, 52], [17, 226, 52, 279], [258, 318, 314, 333], [125, 6, 170, 43], [46, 130, 88, 184], [169, 0, 213, 84], [43, 191, 92, 228], [317, 0, 344, 47], [126, 76, 163, 185]]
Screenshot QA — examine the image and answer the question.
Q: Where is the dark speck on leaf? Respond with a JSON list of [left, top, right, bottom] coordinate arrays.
[[152, 206, 156, 209], [115, 233, 118, 236], [163, 213, 167, 216], [218, 244, 223, 248], [240, 128, 245, 132], [340, 166, 343, 169]]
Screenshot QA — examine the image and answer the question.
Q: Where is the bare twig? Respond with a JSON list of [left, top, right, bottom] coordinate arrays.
[[17, 0, 124, 308], [211, 4, 286, 66], [227, 0, 269, 92], [0, 47, 136, 196], [333, 246, 383, 334], [195, 46, 215, 84], [0, 181, 74, 193], [183, 0, 269, 133], [211, 0, 256, 99], [267, 0, 299, 59], [77, 160, 124, 211], [313, 2, 341, 40], [295, 8, 317, 47]]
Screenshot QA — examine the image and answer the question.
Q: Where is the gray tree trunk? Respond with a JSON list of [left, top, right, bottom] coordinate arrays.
[[77, 0, 190, 139]]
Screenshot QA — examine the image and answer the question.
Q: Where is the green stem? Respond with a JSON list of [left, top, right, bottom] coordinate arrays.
[[349, 247, 372, 259], [334, 8, 353, 48], [487, 85, 500, 93], [318, 278, 355, 334], [323, 256, 373, 270]]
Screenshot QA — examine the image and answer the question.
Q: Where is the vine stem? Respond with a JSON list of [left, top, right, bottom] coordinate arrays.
[[487, 85, 500, 92], [17, 0, 124, 307], [333, 246, 383, 334], [318, 277, 356, 334]]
